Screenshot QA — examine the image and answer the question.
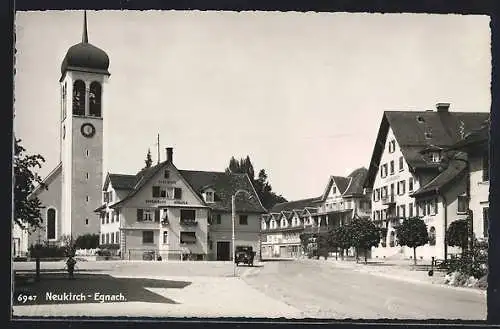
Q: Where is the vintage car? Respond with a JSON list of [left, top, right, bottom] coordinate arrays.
[[234, 246, 255, 266]]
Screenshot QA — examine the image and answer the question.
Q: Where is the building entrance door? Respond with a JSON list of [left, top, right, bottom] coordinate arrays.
[[217, 241, 230, 261]]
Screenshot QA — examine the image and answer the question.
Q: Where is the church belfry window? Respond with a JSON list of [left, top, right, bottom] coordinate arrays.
[[89, 81, 102, 117], [72, 80, 86, 116]]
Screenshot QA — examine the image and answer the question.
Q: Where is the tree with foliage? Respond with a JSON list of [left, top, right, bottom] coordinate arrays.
[[330, 224, 353, 260], [60, 234, 77, 257], [349, 217, 381, 263], [14, 138, 47, 229], [446, 219, 469, 258], [75, 234, 100, 250], [225, 156, 287, 210], [395, 217, 429, 265], [144, 148, 153, 168]]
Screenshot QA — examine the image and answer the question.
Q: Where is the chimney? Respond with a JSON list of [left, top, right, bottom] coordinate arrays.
[[166, 147, 173, 163], [436, 103, 450, 112]]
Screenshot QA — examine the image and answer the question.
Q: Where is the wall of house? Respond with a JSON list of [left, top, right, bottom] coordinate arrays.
[[121, 206, 209, 260], [469, 156, 489, 239], [208, 212, 260, 260], [100, 184, 127, 246], [28, 170, 62, 247], [13, 222, 29, 257], [371, 127, 420, 259]]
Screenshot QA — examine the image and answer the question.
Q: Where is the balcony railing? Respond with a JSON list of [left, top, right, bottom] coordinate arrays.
[[381, 194, 396, 205], [180, 219, 198, 227]]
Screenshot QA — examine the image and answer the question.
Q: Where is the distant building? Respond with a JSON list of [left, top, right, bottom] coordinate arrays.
[[261, 168, 371, 259], [364, 103, 489, 260], [97, 147, 267, 261]]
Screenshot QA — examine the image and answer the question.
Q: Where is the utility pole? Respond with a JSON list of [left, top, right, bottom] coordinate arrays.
[[156, 133, 160, 164]]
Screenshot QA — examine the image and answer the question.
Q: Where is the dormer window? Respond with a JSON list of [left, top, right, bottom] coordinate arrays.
[[261, 220, 267, 230], [205, 191, 215, 203], [281, 218, 287, 228], [431, 152, 441, 163]]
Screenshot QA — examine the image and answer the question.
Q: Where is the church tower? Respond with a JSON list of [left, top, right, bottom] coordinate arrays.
[[59, 11, 110, 238]]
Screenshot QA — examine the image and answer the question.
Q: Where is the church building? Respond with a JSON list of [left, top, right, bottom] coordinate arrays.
[[27, 12, 110, 246], [25, 12, 267, 261]]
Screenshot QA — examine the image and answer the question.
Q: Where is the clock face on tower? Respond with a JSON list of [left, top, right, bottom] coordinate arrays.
[[81, 123, 96, 138]]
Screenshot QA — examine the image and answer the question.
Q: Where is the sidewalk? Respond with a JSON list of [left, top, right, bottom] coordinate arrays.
[[317, 258, 486, 295]]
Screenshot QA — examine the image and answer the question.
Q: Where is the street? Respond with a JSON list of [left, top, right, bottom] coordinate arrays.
[[241, 259, 486, 320], [12, 259, 486, 319]]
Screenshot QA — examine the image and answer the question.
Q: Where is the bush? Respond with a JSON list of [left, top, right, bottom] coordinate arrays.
[[29, 243, 67, 258], [99, 243, 120, 250], [96, 249, 112, 257], [75, 234, 100, 249]]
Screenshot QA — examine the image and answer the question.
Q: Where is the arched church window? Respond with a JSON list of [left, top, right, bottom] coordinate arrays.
[[429, 226, 436, 246], [47, 208, 56, 240], [72, 80, 86, 116], [89, 81, 102, 117]]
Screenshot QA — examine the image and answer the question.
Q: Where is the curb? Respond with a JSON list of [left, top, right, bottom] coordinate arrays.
[[326, 261, 486, 295]]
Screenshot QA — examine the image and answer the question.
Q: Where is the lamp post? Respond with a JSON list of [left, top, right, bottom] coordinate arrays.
[[231, 189, 253, 277]]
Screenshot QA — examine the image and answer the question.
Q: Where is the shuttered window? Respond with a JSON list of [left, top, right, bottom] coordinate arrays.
[[174, 188, 182, 199]]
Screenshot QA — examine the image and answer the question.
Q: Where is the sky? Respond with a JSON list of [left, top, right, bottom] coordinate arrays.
[[14, 11, 491, 201]]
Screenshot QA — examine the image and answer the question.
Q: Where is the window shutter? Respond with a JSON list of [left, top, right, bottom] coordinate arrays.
[[137, 208, 143, 221], [174, 188, 182, 199], [154, 209, 160, 222]]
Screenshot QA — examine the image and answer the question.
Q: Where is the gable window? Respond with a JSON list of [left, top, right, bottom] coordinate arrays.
[[457, 195, 468, 213], [239, 215, 248, 225], [180, 232, 197, 244], [399, 156, 404, 171], [163, 231, 168, 244], [483, 207, 489, 238], [174, 188, 182, 200], [142, 231, 154, 244], [205, 191, 215, 203], [164, 170, 170, 179], [152, 186, 160, 198], [482, 152, 489, 182], [47, 208, 56, 240], [380, 164, 388, 178], [85, 218, 89, 225], [390, 161, 395, 175], [332, 186, 336, 194], [388, 140, 396, 153], [408, 177, 414, 192]]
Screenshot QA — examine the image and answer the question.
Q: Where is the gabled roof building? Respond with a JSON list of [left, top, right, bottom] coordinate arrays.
[[363, 103, 489, 260], [261, 168, 371, 259], [98, 147, 266, 261]]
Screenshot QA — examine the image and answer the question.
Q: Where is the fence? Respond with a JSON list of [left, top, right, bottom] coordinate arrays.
[[126, 249, 207, 261]]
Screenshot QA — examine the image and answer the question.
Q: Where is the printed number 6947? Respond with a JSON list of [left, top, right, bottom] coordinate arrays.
[[17, 294, 37, 303]]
